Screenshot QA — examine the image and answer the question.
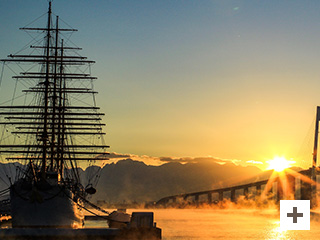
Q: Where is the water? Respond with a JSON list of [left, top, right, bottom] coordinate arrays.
[[2, 207, 320, 239], [95, 208, 320, 240]]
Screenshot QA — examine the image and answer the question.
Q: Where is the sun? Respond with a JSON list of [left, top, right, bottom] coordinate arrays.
[[266, 156, 295, 172]]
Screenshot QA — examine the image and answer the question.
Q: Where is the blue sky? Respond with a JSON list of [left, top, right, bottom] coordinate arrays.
[[1, 1, 320, 169]]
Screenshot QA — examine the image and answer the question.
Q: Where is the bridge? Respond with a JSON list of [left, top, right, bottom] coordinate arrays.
[[156, 106, 320, 208], [155, 168, 317, 207]]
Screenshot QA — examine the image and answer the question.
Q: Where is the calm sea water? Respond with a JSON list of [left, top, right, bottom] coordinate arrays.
[[86, 208, 320, 240]]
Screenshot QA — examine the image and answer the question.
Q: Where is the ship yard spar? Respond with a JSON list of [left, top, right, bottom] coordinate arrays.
[[0, 1, 109, 228], [0, 2, 162, 238]]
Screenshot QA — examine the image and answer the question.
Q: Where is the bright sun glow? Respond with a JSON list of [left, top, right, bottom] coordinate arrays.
[[267, 156, 295, 172]]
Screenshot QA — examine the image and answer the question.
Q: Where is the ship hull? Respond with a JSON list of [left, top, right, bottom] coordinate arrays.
[[10, 183, 84, 228]]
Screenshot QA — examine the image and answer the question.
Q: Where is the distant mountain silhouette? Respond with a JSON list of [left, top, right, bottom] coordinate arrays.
[[94, 159, 262, 203], [0, 159, 268, 203]]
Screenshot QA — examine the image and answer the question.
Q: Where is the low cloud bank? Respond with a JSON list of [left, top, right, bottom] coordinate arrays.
[[104, 152, 264, 169]]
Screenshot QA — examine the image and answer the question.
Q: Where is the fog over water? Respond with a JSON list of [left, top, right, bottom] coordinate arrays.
[[86, 208, 320, 240], [152, 208, 320, 240]]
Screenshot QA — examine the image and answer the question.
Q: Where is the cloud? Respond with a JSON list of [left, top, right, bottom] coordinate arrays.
[[159, 156, 242, 165], [96, 152, 265, 169], [108, 152, 132, 159], [246, 160, 263, 165], [159, 157, 197, 164], [210, 157, 242, 165], [97, 152, 163, 166]]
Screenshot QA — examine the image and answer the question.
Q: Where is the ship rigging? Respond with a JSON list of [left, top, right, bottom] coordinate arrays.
[[0, 1, 109, 228]]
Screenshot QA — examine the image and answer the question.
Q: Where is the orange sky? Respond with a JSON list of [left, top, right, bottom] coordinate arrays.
[[1, 1, 320, 170]]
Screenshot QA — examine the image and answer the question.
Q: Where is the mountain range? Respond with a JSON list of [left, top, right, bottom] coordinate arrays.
[[0, 159, 273, 203], [93, 159, 263, 203]]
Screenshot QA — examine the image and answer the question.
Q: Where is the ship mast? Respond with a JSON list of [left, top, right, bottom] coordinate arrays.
[[0, 1, 109, 183], [42, 0, 52, 177], [50, 15, 58, 172]]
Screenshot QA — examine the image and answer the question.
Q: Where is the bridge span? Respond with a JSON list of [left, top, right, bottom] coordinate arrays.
[[155, 168, 317, 207], [154, 107, 320, 208]]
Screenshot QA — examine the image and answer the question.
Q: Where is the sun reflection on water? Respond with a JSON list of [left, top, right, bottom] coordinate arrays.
[[83, 208, 320, 239], [265, 220, 295, 240]]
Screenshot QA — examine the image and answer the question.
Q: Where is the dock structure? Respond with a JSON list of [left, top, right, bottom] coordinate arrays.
[[0, 212, 162, 240], [155, 168, 317, 207]]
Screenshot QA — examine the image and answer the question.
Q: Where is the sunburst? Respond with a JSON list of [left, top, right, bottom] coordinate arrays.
[[266, 156, 295, 172], [261, 157, 317, 200]]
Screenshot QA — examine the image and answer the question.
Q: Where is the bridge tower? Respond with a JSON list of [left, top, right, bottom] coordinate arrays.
[[310, 106, 320, 207]]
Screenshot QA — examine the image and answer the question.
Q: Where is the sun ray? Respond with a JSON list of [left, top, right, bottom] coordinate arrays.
[[285, 168, 317, 186], [262, 164, 319, 203], [261, 170, 279, 199]]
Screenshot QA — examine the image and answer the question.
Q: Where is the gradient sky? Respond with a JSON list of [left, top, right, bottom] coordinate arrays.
[[1, 0, 320, 170]]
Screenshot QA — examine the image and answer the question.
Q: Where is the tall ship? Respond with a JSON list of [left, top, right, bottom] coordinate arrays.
[[0, 1, 109, 228]]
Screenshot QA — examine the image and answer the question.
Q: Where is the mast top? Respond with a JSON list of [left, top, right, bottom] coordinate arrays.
[[0, 0, 108, 174], [48, 1, 52, 16]]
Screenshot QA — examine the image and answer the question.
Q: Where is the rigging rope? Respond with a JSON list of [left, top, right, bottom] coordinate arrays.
[[0, 188, 10, 196], [295, 117, 315, 170], [60, 187, 111, 221], [0, 62, 5, 90]]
